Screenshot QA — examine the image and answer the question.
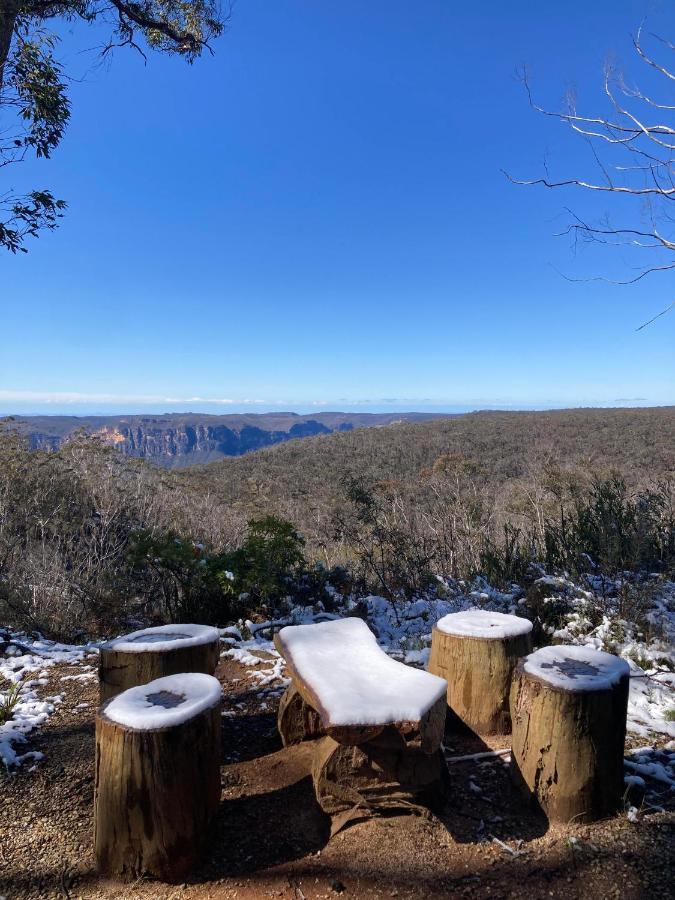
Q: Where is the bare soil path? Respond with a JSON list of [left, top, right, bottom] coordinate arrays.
[[1, 656, 673, 900]]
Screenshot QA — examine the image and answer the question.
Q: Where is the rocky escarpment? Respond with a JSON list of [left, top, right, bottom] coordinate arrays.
[[91, 420, 337, 463], [11, 412, 451, 468]]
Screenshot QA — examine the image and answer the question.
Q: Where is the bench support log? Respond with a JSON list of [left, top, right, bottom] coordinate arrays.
[[278, 681, 325, 746], [312, 729, 447, 817]]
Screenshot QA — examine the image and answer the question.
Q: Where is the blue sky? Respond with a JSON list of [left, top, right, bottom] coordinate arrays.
[[1, 0, 674, 415]]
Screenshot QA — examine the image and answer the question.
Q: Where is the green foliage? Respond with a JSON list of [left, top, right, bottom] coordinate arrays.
[[479, 523, 535, 587], [0, 678, 22, 726], [215, 516, 307, 614], [543, 475, 675, 576], [0, 0, 227, 251]]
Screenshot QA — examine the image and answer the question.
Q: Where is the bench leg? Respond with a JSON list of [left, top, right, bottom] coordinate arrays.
[[277, 681, 324, 746], [311, 729, 448, 819]]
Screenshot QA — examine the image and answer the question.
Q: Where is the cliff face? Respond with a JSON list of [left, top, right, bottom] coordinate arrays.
[[25, 419, 340, 466], [15, 411, 453, 467], [92, 421, 334, 461]]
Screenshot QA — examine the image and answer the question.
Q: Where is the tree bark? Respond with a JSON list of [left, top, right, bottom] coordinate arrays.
[[277, 681, 325, 746], [509, 660, 629, 823], [428, 627, 532, 734], [311, 729, 447, 817], [99, 636, 220, 702], [94, 691, 221, 881]]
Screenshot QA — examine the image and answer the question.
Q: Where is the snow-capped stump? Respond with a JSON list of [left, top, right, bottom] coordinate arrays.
[[94, 672, 222, 882], [274, 618, 449, 817], [510, 645, 630, 824], [98, 623, 220, 702], [428, 609, 533, 734]]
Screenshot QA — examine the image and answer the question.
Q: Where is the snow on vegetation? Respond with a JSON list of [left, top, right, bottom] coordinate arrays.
[[1, 571, 674, 776], [224, 574, 675, 741]]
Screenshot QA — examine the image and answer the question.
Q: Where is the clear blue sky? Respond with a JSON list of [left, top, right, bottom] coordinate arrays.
[[1, 0, 674, 415]]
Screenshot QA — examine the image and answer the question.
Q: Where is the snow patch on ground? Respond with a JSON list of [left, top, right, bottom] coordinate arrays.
[[0, 633, 98, 770]]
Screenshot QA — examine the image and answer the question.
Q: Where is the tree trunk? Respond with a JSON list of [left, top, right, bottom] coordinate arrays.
[[509, 660, 629, 823], [428, 627, 532, 734], [99, 632, 220, 702], [94, 685, 221, 881], [311, 729, 447, 818]]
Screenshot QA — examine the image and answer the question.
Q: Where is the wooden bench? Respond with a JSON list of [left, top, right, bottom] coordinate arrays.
[[274, 617, 448, 821]]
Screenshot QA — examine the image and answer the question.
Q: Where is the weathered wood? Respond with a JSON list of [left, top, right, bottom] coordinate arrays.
[[277, 681, 325, 746], [311, 730, 448, 818], [428, 626, 532, 734], [274, 627, 446, 752], [94, 681, 221, 881], [509, 657, 629, 823], [99, 626, 220, 702]]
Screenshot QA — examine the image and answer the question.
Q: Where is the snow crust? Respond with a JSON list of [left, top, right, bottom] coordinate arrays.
[[103, 672, 222, 730], [436, 608, 532, 640], [523, 644, 630, 691], [104, 623, 219, 654], [277, 617, 447, 727]]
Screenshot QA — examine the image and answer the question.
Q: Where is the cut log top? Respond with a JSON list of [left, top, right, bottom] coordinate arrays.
[[274, 617, 447, 729], [520, 645, 630, 692], [101, 623, 219, 654], [101, 672, 222, 730], [435, 608, 533, 640]]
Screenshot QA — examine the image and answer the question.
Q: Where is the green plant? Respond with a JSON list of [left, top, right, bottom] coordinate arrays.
[[0, 678, 22, 725], [215, 516, 308, 615]]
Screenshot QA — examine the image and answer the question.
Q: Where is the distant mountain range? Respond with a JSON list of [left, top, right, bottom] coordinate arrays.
[[2, 411, 458, 467]]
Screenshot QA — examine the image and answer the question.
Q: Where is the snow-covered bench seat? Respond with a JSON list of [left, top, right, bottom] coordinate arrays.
[[274, 617, 448, 753], [428, 609, 533, 734], [95, 673, 222, 881], [99, 623, 220, 701], [274, 618, 449, 818]]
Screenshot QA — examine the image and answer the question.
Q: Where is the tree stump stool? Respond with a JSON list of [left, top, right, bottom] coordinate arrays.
[[274, 618, 448, 822], [510, 645, 630, 823], [95, 672, 222, 882], [99, 623, 220, 702], [428, 609, 533, 734]]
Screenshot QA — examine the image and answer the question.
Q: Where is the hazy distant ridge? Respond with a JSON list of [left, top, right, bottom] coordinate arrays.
[[4, 411, 457, 467]]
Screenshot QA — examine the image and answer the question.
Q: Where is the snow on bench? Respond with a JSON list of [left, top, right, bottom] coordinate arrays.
[[102, 672, 223, 730], [104, 623, 219, 653], [522, 645, 630, 692], [99, 624, 221, 702], [274, 617, 447, 751], [435, 608, 533, 640]]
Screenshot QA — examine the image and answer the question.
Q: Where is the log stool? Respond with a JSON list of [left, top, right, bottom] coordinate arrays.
[[510, 644, 630, 823], [428, 609, 533, 734], [95, 672, 222, 881], [274, 618, 449, 820], [99, 623, 220, 702]]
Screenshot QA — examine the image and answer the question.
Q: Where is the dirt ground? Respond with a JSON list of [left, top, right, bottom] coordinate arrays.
[[1, 656, 673, 900]]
